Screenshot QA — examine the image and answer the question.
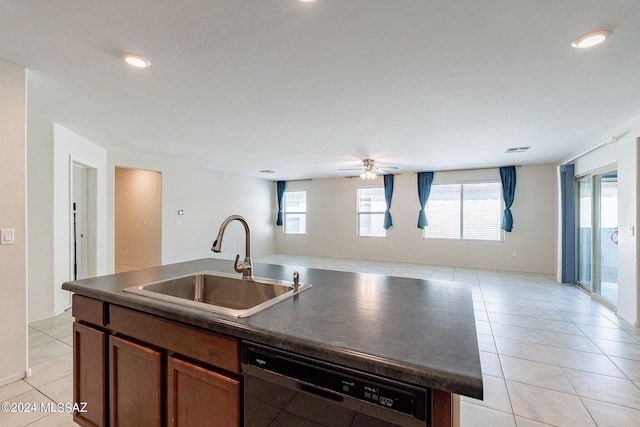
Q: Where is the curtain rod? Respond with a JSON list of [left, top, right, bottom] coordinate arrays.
[[562, 137, 618, 165], [414, 165, 521, 174]]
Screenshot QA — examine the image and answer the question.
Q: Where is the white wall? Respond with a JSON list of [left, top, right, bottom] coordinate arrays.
[[107, 152, 275, 271], [51, 125, 107, 316], [276, 164, 557, 273], [562, 115, 639, 324], [27, 118, 55, 321], [0, 59, 27, 385], [28, 120, 108, 321]]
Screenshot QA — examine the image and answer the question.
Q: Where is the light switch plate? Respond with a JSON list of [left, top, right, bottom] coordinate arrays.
[[1, 228, 15, 245], [629, 225, 635, 236]]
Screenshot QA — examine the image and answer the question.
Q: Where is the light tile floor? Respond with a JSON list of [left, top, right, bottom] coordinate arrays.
[[1, 310, 75, 427], [1, 254, 639, 427], [258, 254, 640, 427]]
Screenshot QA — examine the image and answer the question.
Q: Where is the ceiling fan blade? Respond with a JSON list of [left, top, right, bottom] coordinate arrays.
[[339, 159, 398, 174], [375, 167, 399, 174]]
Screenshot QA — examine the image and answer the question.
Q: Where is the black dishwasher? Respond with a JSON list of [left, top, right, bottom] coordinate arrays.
[[241, 341, 429, 427]]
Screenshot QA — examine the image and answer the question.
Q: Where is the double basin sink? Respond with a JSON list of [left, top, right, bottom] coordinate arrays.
[[124, 270, 311, 318]]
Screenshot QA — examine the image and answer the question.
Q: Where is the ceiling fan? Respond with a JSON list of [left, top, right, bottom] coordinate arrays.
[[339, 159, 399, 180]]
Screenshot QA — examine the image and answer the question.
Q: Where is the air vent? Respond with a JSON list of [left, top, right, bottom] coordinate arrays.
[[505, 147, 530, 154], [259, 170, 276, 174]]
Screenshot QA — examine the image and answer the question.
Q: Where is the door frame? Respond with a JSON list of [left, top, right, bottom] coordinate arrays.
[[70, 159, 98, 281]]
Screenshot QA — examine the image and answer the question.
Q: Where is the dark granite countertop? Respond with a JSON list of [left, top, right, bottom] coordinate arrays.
[[62, 258, 483, 399]]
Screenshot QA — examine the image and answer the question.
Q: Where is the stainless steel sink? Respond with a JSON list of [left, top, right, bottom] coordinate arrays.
[[123, 270, 311, 318]]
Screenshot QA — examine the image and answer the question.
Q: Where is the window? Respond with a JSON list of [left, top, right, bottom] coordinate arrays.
[[424, 182, 502, 241], [357, 187, 386, 237], [283, 191, 306, 234]]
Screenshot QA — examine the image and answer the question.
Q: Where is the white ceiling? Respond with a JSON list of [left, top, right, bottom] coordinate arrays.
[[2, 1, 640, 180]]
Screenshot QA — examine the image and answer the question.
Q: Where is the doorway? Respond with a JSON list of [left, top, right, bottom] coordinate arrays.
[[72, 164, 87, 281], [576, 168, 618, 306], [71, 162, 98, 281], [115, 167, 162, 272]]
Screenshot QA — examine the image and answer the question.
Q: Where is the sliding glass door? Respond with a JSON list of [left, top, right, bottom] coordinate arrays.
[[577, 177, 592, 290], [576, 170, 618, 306], [594, 171, 618, 304]]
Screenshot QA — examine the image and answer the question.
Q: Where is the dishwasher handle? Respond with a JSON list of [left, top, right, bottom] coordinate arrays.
[[298, 383, 344, 402]]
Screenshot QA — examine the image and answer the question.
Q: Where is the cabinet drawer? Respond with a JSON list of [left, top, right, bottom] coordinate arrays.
[[72, 295, 106, 327], [109, 305, 239, 374]]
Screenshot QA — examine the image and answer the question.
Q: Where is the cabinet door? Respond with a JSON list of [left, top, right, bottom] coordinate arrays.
[[109, 336, 162, 427], [167, 356, 240, 427], [432, 389, 454, 427], [73, 322, 106, 427]]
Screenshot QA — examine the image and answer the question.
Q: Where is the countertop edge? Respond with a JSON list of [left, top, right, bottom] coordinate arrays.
[[62, 260, 484, 400]]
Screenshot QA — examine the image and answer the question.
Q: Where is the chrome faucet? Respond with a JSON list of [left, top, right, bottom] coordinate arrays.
[[211, 215, 254, 280]]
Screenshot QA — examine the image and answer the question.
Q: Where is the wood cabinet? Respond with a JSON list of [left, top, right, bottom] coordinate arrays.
[[73, 321, 106, 427], [167, 356, 240, 427], [109, 336, 162, 427], [71, 295, 240, 427], [72, 294, 452, 427], [432, 389, 458, 427]]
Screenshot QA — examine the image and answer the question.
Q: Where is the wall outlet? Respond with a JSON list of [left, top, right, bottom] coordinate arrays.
[[512, 250, 517, 257]]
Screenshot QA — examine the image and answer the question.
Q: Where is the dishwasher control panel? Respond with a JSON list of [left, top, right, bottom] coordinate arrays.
[[242, 341, 429, 420]]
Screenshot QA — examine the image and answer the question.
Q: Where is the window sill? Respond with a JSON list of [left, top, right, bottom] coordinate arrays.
[[422, 237, 504, 243]]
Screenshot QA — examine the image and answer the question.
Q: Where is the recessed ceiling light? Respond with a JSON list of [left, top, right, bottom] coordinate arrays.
[[121, 52, 151, 68], [298, 0, 316, 2], [571, 29, 612, 49]]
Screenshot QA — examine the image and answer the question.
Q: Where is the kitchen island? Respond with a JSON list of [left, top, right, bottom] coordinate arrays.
[[63, 258, 482, 427]]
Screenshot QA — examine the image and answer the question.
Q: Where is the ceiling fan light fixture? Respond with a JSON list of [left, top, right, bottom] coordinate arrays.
[[360, 170, 377, 180], [571, 29, 612, 49]]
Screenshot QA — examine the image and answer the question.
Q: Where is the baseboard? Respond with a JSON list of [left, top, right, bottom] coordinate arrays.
[[616, 309, 639, 327], [28, 305, 72, 324], [55, 305, 71, 316], [0, 371, 27, 387], [29, 312, 57, 323]]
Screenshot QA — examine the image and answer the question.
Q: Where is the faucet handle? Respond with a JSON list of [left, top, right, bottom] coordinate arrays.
[[233, 254, 241, 272], [233, 254, 254, 279], [293, 271, 299, 292]]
